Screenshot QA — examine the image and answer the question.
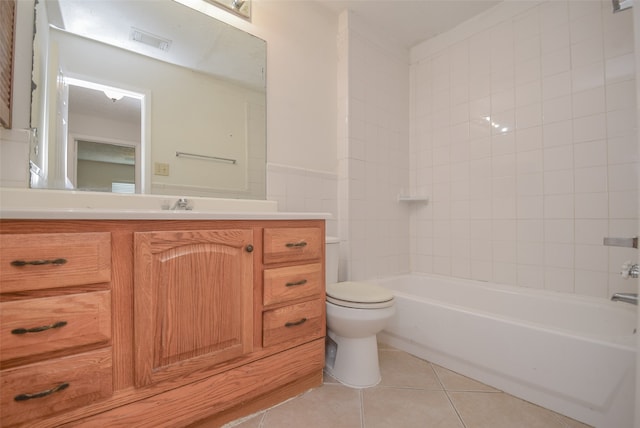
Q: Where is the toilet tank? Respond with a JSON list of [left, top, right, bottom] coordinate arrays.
[[325, 236, 340, 285]]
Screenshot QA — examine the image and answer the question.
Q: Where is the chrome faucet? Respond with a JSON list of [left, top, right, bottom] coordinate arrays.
[[171, 198, 192, 210], [620, 261, 640, 279], [611, 293, 638, 305]]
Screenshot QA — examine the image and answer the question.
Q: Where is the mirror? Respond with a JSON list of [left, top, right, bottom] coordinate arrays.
[[30, 0, 266, 199]]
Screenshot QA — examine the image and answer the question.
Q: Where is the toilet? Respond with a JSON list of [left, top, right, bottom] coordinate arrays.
[[324, 236, 396, 388]]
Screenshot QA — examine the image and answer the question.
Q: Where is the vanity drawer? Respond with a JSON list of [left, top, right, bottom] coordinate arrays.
[[263, 263, 323, 306], [263, 299, 324, 347], [0, 232, 111, 293], [0, 348, 113, 427], [0, 291, 112, 365], [263, 227, 323, 264]]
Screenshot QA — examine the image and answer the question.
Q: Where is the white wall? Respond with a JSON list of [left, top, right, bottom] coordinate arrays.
[[632, 2, 640, 427], [251, 1, 340, 234], [410, 0, 638, 298]]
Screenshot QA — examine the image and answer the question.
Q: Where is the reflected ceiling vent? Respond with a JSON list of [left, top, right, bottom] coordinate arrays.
[[129, 28, 172, 51]]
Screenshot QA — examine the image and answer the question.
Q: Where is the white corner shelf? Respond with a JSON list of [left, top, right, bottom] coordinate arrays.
[[397, 195, 429, 203]]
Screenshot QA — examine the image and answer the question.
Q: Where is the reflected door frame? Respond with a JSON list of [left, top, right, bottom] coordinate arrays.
[[64, 76, 149, 193]]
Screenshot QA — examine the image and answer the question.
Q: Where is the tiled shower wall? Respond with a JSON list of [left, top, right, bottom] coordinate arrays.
[[409, 0, 638, 298], [337, 11, 411, 282]]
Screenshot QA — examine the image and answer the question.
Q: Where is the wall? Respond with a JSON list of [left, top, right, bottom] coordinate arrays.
[[337, 11, 411, 281], [254, 1, 340, 235], [632, 2, 640, 427], [410, 0, 638, 298]]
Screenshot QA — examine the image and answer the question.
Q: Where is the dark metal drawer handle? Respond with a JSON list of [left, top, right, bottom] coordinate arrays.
[[285, 279, 308, 287], [285, 318, 307, 328], [10, 258, 67, 267], [14, 382, 69, 402], [11, 321, 68, 335], [285, 242, 307, 248]]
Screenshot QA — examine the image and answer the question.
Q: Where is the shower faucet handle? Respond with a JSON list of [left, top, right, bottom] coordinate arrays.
[[620, 261, 639, 279]]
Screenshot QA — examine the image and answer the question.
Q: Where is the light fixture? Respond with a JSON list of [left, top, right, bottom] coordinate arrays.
[[103, 90, 125, 102], [202, 0, 251, 21], [64, 77, 142, 103]]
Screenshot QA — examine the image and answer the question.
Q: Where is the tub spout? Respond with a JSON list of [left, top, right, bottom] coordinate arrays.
[[611, 293, 638, 305]]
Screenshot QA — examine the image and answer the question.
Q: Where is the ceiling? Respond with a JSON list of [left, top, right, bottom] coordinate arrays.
[[318, 0, 501, 48]]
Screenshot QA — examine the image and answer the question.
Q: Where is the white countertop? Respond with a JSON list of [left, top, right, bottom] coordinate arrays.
[[0, 188, 331, 221]]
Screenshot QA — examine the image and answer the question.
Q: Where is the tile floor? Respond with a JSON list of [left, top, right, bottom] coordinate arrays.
[[223, 344, 592, 428]]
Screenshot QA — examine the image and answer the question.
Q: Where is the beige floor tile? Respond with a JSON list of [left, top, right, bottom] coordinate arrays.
[[378, 349, 442, 389], [553, 413, 593, 428], [261, 383, 362, 428], [449, 391, 574, 428], [432, 364, 499, 392], [363, 387, 464, 428], [323, 370, 341, 385], [377, 341, 396, 351], [221, 412, 264, 428]]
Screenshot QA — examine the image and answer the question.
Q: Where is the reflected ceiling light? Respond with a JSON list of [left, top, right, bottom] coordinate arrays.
[[103, 90, 125, 102], [64, 77, 143, 102]]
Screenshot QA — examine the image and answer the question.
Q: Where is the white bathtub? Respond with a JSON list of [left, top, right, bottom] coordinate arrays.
[[375, 273, 637, 428]]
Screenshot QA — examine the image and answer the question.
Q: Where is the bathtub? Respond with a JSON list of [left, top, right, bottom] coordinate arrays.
[[375, 274, 637, 428]]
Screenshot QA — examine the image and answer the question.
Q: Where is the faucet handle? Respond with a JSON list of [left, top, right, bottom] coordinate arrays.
[[620, 261, 639, 279]]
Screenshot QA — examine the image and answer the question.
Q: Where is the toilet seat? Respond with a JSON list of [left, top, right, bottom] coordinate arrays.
[[326, 281, 395, 309]]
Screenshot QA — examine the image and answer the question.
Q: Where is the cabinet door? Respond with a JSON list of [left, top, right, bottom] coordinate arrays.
[[134, 229, 253, 387]]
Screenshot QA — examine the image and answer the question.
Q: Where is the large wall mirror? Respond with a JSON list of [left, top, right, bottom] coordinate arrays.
[[30, 0, 266, 199]]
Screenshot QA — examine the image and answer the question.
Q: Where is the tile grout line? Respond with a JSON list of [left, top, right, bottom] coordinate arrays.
[[429, 362, 469, 428], [359, 388, 366, 428]]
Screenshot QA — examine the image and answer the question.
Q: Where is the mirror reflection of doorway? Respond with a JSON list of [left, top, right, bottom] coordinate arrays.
[[75, 139, 136, 193], [66, 78, 143, 192]]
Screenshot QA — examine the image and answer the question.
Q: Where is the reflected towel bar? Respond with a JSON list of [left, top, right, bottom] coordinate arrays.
[[175, 151, 236, 164]]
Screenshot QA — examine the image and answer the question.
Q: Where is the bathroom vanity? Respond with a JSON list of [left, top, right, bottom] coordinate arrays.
[[0, 202, 327, 427]]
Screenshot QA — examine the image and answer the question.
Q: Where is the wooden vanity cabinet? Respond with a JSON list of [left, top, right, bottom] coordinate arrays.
[[134, 228, 256, 387], [262, 227, 325, 349], [0, 232, 113, 427], [0, 219, 325, 428]]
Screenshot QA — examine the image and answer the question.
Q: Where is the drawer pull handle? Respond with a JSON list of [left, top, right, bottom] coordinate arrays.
[[285, 279, 308, 287], [285, 318, 307, 328], [10, 258, 67, 267], [285, 241, 307, 248], [14, 382, 69, 402], [11, 321, 68, 335]]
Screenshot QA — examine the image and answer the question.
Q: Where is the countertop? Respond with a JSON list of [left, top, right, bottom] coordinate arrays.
[[0, 188, 331, 220]]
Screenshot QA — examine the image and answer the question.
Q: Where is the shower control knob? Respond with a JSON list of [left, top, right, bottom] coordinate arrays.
[[620, 261, 639, 279]]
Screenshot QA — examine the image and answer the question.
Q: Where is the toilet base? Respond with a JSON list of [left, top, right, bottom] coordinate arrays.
[[324, 330, 381, 388]]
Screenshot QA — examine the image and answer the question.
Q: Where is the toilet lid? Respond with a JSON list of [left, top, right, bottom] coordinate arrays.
[[326, 281, 394, 309]]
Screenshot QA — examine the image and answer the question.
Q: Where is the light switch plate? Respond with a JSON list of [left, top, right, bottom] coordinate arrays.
[[154, 162, 170, 176]]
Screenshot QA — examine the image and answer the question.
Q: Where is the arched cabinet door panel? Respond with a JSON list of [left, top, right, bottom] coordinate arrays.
[[134, 229, 253, 387]]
